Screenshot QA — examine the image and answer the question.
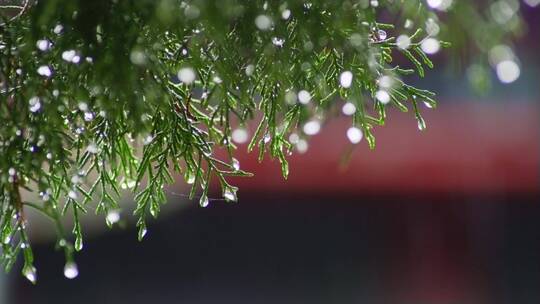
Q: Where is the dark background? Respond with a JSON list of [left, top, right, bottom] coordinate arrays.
[[8, 193, 540, 304]]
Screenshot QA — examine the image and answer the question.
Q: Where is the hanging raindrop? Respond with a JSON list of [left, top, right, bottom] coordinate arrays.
[[417, 117, 427, 131], [199, 195, 209, 208], [185, 171, 196, 184], [232, 158, 240, 171], [63, 262, 79, 279], [223, 186, 238, 202], [23, 266, 37, 284]]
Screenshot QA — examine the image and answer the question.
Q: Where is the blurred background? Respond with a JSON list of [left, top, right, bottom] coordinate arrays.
[[2, 5, 540, 304]]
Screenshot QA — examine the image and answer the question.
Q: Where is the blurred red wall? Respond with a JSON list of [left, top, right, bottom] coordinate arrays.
[[228, 101, 539, 196]]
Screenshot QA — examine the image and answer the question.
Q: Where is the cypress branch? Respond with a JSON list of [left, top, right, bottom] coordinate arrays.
[[0, 0, 527, 282]]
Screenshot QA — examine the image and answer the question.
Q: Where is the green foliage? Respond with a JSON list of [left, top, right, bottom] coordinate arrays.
[[0, 0, 525, 282]]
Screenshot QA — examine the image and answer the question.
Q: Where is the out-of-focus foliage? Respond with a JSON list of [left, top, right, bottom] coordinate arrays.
[[0, 0, 528, 282]]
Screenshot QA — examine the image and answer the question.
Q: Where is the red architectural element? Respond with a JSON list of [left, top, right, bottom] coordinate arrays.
[[226, 102, 540, 196]]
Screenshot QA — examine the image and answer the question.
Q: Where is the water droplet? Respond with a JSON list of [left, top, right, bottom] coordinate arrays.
[[37, 65, 53, 77], [71, 174, 82, 185], [23, 266, 37, 284], [75, 127, 85, 135], [425, 19, 440, 36], [86, 143, 99, 154], [232, 158, 240, 171], [199, 195, 209, 208], [245, 64, 255, 77], [75, 237, 83, 251], [255, 15, 272, 31], [370, 0, 379, 7], [427, 0, 443, 9], [396, 35, 411, 49], [53, 24, 64, 34], [496, 60, 520, 84], [185, 171, 196, 184], [3, 235, 11, 244], [524, 0, 540, 7], [339, 71, 353, 88], [8, 167, 16, 176], [72, 55, 81, 64], [212, 75, 223, 84], [68, 190, 78, 199], [232, 128, 249, 144], [377, 29, 387, 40], [303, 120, 321, 136], [404, 19, 414, 29], [263, 134, 271, 144], [177, 67, 196, 84], [288, 133, 300, 144], [62, 50, 77, 62], [106, 210, 121, 225], [297, 90, 312, 104], [342, 102, 356, 116], [143, 134, 154, 145], [423, 101, 434, 109], [417, 118, 427, 131], [378, 76, 394, 89], [130, 50, 146, 65], [63, 262, 79, 279], [83, 112, 94, 121], [346, 127, 363, 144], [281, 9, 291, 20], [421, 38, 440, 54], [272, 37, 285, 47], [284, 90, 297, 105], [375, 90, 391, 104], [223, 186, 238, 202], [78, 102, 88, 112], [184, 5, 201, 19], [28, 96, 41, 113], [36, 39, 51, 51], [427, 0, 453, 11], [139, 227, 148, 240]]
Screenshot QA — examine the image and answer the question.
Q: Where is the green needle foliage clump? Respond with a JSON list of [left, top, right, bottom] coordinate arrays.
[[0, 0, 526, 282]]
